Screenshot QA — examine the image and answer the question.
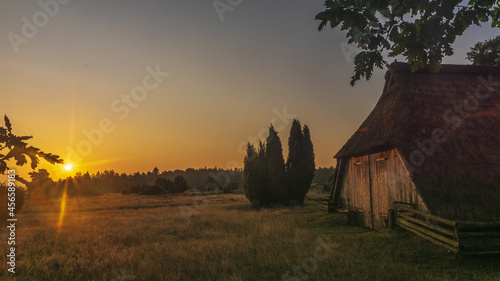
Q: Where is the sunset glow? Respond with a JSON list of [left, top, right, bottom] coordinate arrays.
[[2, 1, 499, 280], [1, 1, 497, 179]]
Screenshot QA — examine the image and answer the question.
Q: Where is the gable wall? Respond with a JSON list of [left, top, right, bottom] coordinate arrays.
[[339, 148, 428, 229]]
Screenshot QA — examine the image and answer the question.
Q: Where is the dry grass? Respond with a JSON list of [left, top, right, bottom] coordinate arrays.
[[0, 189, 499, 281]]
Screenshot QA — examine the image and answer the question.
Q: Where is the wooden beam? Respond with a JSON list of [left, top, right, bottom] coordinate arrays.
[[396, 220, 459, 253], [393, 204, 456, 227], [457, 232, 500, 238], [460, 244, 500, 252], [456, 221, 500, 232], [393, 201, 415, 208], [460, 250, 500, 256], [395, 218, 459, 248], [330, 158, 342, 203], [335, 208, 349, 213], [396, 212, 455, 236]]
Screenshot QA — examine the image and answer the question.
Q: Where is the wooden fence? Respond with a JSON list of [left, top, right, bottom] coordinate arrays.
[[321, 197, 336, 213], [392, 203, 500, 255]]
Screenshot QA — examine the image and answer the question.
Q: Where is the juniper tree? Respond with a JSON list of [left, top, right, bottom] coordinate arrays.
[[286, 120, 315, 204], [243, 143, 259, 202], [301, 125, 315, 202], [255, 141, 270, 204], [266, 125, 288, 205], [286, 119, 305, 203]]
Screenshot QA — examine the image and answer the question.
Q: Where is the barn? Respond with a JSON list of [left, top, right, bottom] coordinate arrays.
[[330, 62, 500, 231]]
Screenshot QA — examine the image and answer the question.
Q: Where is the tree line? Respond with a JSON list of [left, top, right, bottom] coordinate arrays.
[[26, 167, 243, 200], [243, 119, 315, 207]]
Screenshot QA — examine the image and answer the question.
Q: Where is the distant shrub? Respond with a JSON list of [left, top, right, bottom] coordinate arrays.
[[174, 175, 189, 193], [155, 178, 176, 193], [140, 184, 168, 195], [140, 176, 190, 195], [0, 183, 28, 222], [131, 184, 142, 194], [322, 183, 331, 192], [223, 182, 239, 193]]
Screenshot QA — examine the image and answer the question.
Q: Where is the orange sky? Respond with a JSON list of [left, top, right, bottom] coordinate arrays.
[[1, 0, 497, 180]]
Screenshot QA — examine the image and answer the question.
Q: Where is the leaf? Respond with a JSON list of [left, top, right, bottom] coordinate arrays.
[[4, 115, 12, 135], [429, 59, 442, 72], [25, 146, 40, 170], [38, 151, 63, 164], [15, 154, 27, 166], [0, 161, 6, 174], [316, 0, 499, 86], [13, 135, 33, 142]]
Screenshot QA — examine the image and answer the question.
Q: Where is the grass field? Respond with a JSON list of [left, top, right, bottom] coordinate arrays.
[[1, 189, 499, 281]]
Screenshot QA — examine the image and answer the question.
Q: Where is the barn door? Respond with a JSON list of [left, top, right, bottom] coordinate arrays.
[[350, 155, 373, 229], [369, 152, 390, 230]]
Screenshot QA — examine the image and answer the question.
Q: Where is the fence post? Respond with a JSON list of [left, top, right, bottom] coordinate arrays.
[[389, 209, 396, 229]]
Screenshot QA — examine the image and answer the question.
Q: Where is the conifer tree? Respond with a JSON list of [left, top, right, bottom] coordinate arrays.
[[243, 122, 315, 206], [286, 119, 305, 203], [266, 125, 288, 205], [286, 120, 315, 204], [255, 141, 270, 204], [243, 143, 258, 202], [301, 125, 315, 203]]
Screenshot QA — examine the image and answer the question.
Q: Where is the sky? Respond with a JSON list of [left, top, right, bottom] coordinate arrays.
[[0, 0, 498, 179]]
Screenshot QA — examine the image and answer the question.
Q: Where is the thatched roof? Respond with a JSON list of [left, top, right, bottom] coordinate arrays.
[[336, 62, 500, 221]]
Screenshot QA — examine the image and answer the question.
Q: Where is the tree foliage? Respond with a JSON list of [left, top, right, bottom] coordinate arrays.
[[153, 175, 189, 194], [316, 0, 500, 85], [243, 121, 315, 206], [243, 142, 270, 204], [27, 169, 55, 200], [0, 183, 27, 222], [0, 115, 62, 183], [467, 35, 500, 65], [302, 125, 316, 198], [266, 125, 288, 205], [286, 120, 315, 204]]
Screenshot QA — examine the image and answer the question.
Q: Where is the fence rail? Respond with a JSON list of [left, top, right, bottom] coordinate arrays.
[[321, 197, 337, 213], [392, 202, 500, 255]]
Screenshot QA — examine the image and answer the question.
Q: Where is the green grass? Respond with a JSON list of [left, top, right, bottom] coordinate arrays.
[[0, 191, 499, 281]]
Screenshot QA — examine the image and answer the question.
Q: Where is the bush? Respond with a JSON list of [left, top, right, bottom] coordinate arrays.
[[322, 183, 331, 192], [139, 176, 190, 195], [174, 175, 189, 193], [223, 182, 239, 193], [155, 178, 176, 193], [0, 182, 28, 223], [140, 184, 168, 195]]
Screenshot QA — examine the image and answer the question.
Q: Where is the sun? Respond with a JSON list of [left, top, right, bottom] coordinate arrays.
[[64, 164, 73, 171]]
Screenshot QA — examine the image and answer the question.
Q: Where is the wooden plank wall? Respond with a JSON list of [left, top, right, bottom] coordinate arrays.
[[339, 149, 429, 230], [340, 154, 372, 228]]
